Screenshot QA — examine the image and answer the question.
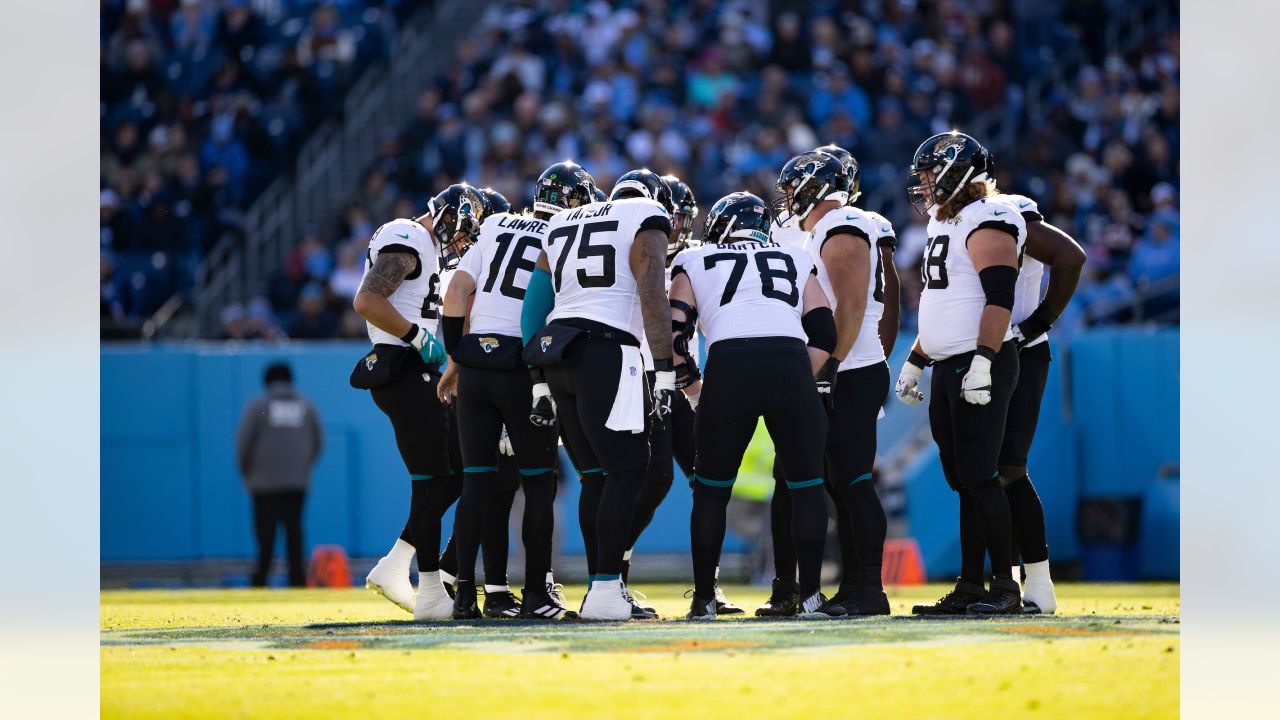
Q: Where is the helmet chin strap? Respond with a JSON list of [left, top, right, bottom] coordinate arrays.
[[794, 180, 831, 223]]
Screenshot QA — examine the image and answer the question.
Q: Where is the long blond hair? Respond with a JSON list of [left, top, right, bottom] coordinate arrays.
[[935, 178, 997, 222]]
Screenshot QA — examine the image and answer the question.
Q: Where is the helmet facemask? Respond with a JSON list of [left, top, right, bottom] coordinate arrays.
[[431, 201, 482, 270]]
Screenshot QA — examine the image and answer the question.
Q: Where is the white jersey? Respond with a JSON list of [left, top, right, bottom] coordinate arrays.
[[918, 196, 1027, 360], [805, 206, 886, 370], [997, 193, 1048, 348], [670, 240, 815, 347], [457, 212, 550, 337], [544, 198, 672, 339], [770, 217, 810, 248], [362, 218, 442, 346]]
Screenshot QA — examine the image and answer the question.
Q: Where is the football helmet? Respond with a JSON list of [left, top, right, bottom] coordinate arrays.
[[427, 183, 485, 270], [479, 187, 511, 215], [609, 169, 674, 215], [774, 151, 851, 225], [661, 174, 699, 259], [592, 186, 607, 203], [533, 161, 595, 217], [814, 144, 861, 203], [701, 192, 772, 246], [907, 130, 992, 214]]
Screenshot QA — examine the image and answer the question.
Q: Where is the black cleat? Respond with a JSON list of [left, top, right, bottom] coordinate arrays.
[[714, 584, 744, 615], [520, 590, 577, 620], [755, 578, 801, 617], [482, 589, 522, 619], [686, 592, 718, 621], [451, 580, 481, 620], [912, 579, 985, 616], [844, 586, 891, 616], [797, 591, 846, 619], [967, 581, 1023, 615], [622, 585, 657, 619]]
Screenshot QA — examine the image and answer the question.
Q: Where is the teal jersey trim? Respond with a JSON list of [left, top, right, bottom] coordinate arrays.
[[785, 477, 825, 490], [518, 467, 553, 476], [409, 473, 433, 481], [851, 472, 873, 484], [464, 466, 498, 474], [694, 474, 736, 488]]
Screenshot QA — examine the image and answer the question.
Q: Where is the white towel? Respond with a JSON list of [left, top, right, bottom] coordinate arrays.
[[605, 345, 647, 433]]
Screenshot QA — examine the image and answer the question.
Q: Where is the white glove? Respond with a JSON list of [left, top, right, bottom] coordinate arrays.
[[895, 362, 924, 405], [530, 382, 557, 427], [685, 390, 700, 412], [961, 354, 993, 405], [498, 425, 514, 456], [652, 369, 677, 421]]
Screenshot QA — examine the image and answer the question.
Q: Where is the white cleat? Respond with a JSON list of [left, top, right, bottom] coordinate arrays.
[[1022, 576, 1058, 615], [365, 558, 414, 613], [413, 571, 455, 621], [578, 579, 634, 621]]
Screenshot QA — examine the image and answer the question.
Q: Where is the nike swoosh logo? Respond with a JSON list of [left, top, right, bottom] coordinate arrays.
[[845, 215, 857, 220], [956, 367, 966, 374], [395, 232, 409, 239], [1018, 202, 1029, 208], [993, 211, 1005, 216]]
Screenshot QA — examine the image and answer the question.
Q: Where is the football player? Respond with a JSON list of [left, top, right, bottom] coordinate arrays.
[[895, 131, 1025, 615], [669, 191, 843, 620], [760, 148, 897, 617], [355, 183, 479, 621], [991, 190, 1085, 614], [438, 180, 575, 620], [521, 168, 676, 620]]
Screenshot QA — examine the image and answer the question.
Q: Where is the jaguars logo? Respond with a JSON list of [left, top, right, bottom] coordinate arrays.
[[540, 335, 553, 352], [932, 136, 965, 161], [364, 352, 378, 371], [479, 337, 500, 354]]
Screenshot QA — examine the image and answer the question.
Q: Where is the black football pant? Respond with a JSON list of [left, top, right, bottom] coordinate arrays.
[[624, 372, 695, 571], [770, 361, 889, 592], [251, 490, 306, 587], [371, 367, 456, 573], [545, 336, 650, 579], [691, 338, 828, 599], [451, 364, 558, 594], [929, 341, 1020, 587], [998, 340, 1053, 567]]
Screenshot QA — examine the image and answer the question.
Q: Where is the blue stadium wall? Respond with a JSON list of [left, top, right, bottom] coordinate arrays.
[[101, 327, 1178, 579]]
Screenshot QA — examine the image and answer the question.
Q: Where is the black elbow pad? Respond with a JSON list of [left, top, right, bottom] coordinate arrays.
[[979, 266, 1018, 311], [670, 299, 698, 339], [802, 306, 837, 353]]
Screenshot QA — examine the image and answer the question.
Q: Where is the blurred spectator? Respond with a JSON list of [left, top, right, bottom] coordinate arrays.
[[236, 362, 323, 587]]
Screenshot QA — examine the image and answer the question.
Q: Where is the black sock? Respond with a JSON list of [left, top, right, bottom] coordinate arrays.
[[959, 490, 986, 585], [577, 471, 605, 577], [790, 485, 827, 598], [520, 471, 556, 595], [690, 482, 731, 598], [481, 466, 519, 587], [826, 481, 857, 592], [770, 472, 797, 582], [1004, 474, 1049, 564], [968, 480, 1014, 582], [409, 478, 456, 573], [625, 477, 673, 554], [838, 479, 887, 590], [438, 535, 457, 577], [594, 469, 645, 576], [452, 472, 493, 582]]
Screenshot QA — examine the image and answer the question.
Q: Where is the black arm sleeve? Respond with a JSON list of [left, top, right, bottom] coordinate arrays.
[[801, 306, 837, 353], [978, 265, 1018, 310], [441, 315, 464, 355], [639, 214, 673, 236]]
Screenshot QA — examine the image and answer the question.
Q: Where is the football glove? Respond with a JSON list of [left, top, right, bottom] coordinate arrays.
[[685, 390, 700, 413], [895, 362, 925, 405], [815, 357, 840, 411], [498, 425, 514, 456], [404, 325, 447, 367], [652, 369, 676, 423], [530, 382, 556, 428], [961, 354, 993, 405], [1012, 307, 1053, 349]]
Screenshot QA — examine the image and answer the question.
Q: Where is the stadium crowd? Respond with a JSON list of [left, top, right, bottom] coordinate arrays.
[[98, 1, 1178, 340], [100, 0, 412, 327]]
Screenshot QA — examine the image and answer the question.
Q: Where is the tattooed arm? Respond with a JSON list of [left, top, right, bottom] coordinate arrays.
[[629, 229, 673, 362], [353, 251, 417, 337]]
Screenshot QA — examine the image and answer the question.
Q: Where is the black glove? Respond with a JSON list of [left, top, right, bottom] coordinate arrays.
[[815, 357, 840, 411], [1013, 306, 1053, 349], [674, 358, 700, 390]]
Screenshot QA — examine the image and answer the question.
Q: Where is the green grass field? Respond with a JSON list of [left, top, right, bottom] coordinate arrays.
[[102, 583, 1179, 719]]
